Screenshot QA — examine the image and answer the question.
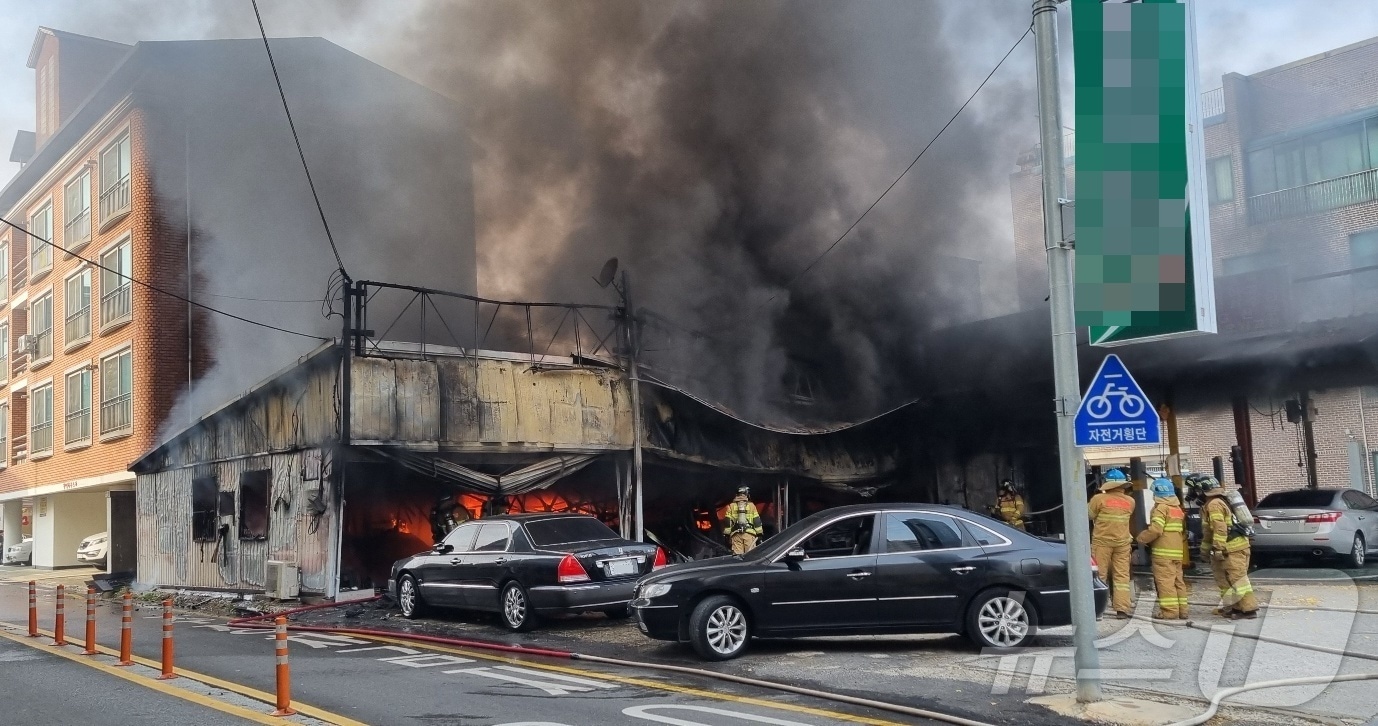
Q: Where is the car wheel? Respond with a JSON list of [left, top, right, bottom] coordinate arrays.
[[689, 594, 750, 661], [1348, 533, 1367, 569], [601, 606, 632, 620], [501, 582, 538, 632], [397, 574, 428, 619], [966, 589, 1038, 650]]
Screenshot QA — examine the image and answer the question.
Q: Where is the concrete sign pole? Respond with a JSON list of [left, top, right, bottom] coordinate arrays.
[[1033, 0, 1101, 702]]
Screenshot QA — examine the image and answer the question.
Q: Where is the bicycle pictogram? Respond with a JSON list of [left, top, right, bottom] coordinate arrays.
[[1085, 381, 1146, 420]]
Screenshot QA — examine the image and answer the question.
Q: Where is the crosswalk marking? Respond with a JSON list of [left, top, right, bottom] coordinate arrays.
[[443, 665, 618, 696]]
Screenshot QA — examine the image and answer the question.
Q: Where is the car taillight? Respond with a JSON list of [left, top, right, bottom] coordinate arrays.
[[1306, 511, 1342, 524], [557, 554, 590, 583], [653, 547, 667, 570]]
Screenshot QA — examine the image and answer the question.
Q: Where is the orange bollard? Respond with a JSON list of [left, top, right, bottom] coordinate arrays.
[[270, 616, 296, 716], [116, 592, 134, 666], [27, 581, 38, 637], [52, 584, 67, 646], [82, 587, 98, 655], [157, 599, 176, 680]]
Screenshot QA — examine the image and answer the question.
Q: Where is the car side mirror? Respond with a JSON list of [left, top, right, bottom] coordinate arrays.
[[434, 543, 453, 554], [785, 547, 806, 562]]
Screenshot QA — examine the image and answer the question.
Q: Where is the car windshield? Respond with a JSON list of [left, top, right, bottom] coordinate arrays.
[[1258, 490, 1338, 508], [524, 517, 619, 547]]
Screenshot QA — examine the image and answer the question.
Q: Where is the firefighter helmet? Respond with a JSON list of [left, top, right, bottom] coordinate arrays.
[[1151, 477, 1176, 498]]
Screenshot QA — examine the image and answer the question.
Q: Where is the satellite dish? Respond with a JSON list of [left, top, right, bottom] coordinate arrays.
[[594, 258, 619, 288]]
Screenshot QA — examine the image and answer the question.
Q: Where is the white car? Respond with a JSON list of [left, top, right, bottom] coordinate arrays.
[[3, 537, 33, 566], [76, 532, 108, 567]]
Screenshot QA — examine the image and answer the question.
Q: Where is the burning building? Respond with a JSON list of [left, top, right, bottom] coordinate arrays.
[[129, 297, 906, 597]]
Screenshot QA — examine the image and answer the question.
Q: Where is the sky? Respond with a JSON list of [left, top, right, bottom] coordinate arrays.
[[2, 0, 1378, 421]]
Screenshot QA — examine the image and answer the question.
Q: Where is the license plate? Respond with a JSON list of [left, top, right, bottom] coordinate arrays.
[[606, 559, 636, 577]]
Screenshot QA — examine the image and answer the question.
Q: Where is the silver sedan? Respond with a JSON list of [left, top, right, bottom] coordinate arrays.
[[1252, 488, 1378, 568]]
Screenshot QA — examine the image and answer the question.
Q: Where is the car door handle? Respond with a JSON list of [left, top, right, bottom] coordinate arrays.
[[950, 566, 976, 574], [845, 571, 872, 579], [449, 558, 463, 565], [493, 558, 509, 565]]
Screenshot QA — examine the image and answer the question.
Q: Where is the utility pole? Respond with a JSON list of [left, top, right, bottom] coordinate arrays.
[[620, 271, 646, 542], [1033, 0, 1101, 703]]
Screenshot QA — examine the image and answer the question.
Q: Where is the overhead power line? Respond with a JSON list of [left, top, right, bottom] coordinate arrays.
[[250, 0, 350, 282], [0, 217, 327, 341], [764, 23, 1034, 304]]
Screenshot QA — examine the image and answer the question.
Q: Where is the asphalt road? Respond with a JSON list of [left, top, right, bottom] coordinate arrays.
[[0, 635, 252, 726], [0, 582, 936, 726]]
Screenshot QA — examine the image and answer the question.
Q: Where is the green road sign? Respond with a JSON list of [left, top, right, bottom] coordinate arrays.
[[1073, 0, 1216, 346]]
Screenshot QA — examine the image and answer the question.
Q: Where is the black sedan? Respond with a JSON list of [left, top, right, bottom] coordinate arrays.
[[389, 513, 665, 631], [630, 504, 1108, 660]]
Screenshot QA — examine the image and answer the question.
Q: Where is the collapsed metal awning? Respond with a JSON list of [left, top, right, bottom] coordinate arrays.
[[371, 448, 597, 495]]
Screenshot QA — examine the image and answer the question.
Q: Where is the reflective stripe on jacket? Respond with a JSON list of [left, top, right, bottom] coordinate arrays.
[[1088, 491, 1136, 546], [1205, 496, 1249, 554], [723, 500, 763, 536], [1136, 498, 1186, 559]]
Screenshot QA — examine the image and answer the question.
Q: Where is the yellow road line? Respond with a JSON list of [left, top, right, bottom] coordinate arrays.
[[0, 627, 283, 725], [350, 631, 903, 726], [18, 624, 366, 726]]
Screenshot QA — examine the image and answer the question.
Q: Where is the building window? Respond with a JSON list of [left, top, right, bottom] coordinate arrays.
[[0, 322, 8, 380], [0, 402, 8, 468], [31, 292, 53, 364], [30, 383, 53, 457], [1247, 117, 1376, 195], [99, 241, 132, 327], [99, 134, 132, 224], [1221, 249, 1285, 276], [99, 349, 132, 437], [192, 476, 219, 543], [0, 243, 8, 302], [1351, 230, 1378, 291], [63, 171, 91, 252], [28, 204, 52, 277], [1207, 156, 1234, 204], [64, 368, 91, 446], [239, 470, 270, 541], [64, 270, 91, 347]]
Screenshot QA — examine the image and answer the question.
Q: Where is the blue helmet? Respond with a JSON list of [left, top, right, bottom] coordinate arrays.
[[1104, 468, 1128, 482], [1151, 477, 1176, 498]]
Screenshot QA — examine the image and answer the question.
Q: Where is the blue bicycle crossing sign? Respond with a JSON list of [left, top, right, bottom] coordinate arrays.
[[1074, 354, 1160, 447]]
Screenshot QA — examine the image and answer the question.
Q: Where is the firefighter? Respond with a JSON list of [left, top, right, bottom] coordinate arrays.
[[722, 486, 764, 554], [1194, 474, 1258, 619], [993, 479, 1026, 530], [1136, 477, 1189, 620], [1088, 468, 1136, 618], [430, 495, 468, 544]]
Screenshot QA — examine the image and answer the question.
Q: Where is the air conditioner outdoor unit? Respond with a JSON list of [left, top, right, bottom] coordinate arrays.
[[14, 334, 35, 356], [265, 560, 299, 600]]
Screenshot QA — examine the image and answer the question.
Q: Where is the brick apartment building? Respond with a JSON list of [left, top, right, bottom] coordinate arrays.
[[0, 28, 477, 571], [1010, 36, 1378, 502]]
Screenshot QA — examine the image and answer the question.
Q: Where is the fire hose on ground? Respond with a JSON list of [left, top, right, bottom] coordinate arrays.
[[230, 593, 1378, 726], [228, 596, 997, 726]]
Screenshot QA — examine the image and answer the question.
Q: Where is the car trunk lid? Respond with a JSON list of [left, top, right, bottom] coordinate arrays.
[[1255, 508, 1337, 534], [568, 540, 659, 582]]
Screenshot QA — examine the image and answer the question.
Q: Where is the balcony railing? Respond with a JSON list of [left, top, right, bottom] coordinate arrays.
[[10, 349, 25, 377], [64, 409, 91, 445], [1248, 167, 1378, 224], [99, 175, 131, 223], [11, 256, 26, 292], [1201, 87, 1225, 121], [100, 393, 132, 436], [10, 432, 24, 461], [31, 421, 52, 455], [65, 305, 91, 346], [33, 329, 52, 362], [101, 283, 131, 326], [64, 210, 90, 250]]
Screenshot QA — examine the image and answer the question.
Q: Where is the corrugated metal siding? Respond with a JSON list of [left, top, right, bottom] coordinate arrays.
[[351, 357, 632, 451], [136, 449, 335, 593]]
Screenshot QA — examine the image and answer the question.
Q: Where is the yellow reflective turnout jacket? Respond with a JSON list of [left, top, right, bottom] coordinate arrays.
[[1136, 497, 1186, 559]]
